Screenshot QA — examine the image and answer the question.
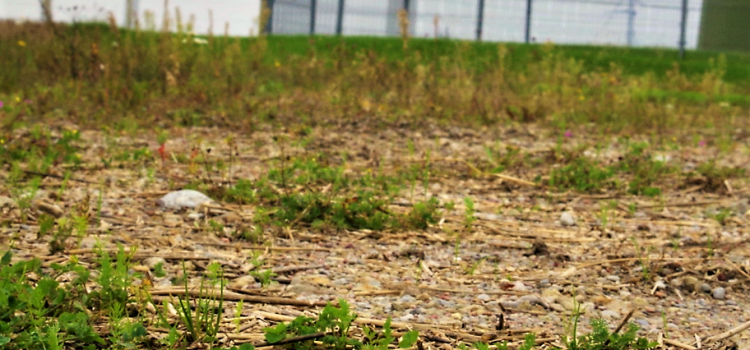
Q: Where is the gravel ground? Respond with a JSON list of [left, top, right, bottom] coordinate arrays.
[[3, 123, 750, 349]]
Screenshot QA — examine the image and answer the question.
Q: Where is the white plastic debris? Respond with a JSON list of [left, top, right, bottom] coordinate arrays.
[[157, 190, 215, 209]]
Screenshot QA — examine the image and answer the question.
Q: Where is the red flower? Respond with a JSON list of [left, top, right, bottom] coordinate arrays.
[[158, 143, 167, 161]]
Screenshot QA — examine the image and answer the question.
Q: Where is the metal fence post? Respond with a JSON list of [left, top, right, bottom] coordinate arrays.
[[626, 0, 635, 46], [524, 0, 532, 43], [476, 0, 485, 41], [310, 0, 317, 35], [264, 0, 275, 35], [336, 0, 345, 36], [678, 0, 688, 59]]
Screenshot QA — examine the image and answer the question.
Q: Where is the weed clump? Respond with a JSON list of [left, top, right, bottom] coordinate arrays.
[[205, 155, 441, 232]]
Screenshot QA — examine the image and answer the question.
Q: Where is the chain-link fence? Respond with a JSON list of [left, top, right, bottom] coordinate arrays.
[[265, 0, 706, 54]]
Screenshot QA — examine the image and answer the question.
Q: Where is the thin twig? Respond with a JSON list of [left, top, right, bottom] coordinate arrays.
[[494, 173, 540, 187], [664, 338, 698, 350], [21, 170, 96, 184], [612, 309, 635, 334], [704, 320, 750, 344], [253, 331, 330, 348], [723, 258, 750, 281], [150, 288, 333, 307]]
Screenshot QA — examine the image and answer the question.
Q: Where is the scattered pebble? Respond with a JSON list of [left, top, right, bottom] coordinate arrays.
[[601, 309, 621, 319], [538, 279, 550, 288], [158, 190, 215, 209], [400, 294, 416, 303], [712, 287, 726, 300], [513, 281, 527, 292], [35, 200, 64, 217], [162, 213, 183, 227], [0, 196, 15, 209], [187, 212, 204, 220], [229, 275, 259, 289], [560, 212, 576, 226], [606, 275, 620, 283], [700, 283, 711, 293], [682, 276, 700, 292]]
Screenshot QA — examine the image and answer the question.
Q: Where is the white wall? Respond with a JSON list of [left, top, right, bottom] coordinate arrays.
[[0, 0, 262, 36]]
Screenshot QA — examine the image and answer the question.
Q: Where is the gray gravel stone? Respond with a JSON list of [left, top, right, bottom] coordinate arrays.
[[400, 294, 417, 303], [438, 299, 455, 308], [539, 279, 550, 288], [601, 309, 621, 319], [635, 319, 650, 327], [560, 212, 576, 226], [187, 212, 203, 220], [653, 280, 667, 290], [700, 283, 711, 293], [477, 294, 491, 301], [513, 281, 528, 292], [712, 287, 726, 300], [606, 275, 621, 283]]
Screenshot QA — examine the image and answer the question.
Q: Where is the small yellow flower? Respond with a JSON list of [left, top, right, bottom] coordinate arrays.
[[579, 95, 585, 101], [17, 40, 26, 47], [274, 61, 281, 68], [0, 139, 5, 145], [15, 96, 20, 102]]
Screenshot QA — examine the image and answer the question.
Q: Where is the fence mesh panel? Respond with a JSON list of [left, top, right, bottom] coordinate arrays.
[[270, 0, 708, 49]]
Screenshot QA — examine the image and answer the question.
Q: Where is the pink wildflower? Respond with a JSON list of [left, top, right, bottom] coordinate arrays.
[[564, 130, 572, 138]]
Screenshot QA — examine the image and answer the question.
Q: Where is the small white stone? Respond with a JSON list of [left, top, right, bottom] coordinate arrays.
[[601, 309, 621, 319], [560, 212, 576, 226], [157, 190, 215, 209], [654, 280, 667, 290], [712, 287, 726, 300], [187, 212, 204, 220], [512, 281, 527, 292]]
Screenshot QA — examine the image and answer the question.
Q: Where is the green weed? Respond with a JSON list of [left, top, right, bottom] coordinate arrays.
[[212, 154, 440, 232], [0, 250, 106, 349], [630, 237, 651, 281], [175, 261, 225, 345], [463, 197, 476, 230], [251, 269, 277, 288], [549, 157, 614, 193], [263, 299, 418, 350], [558, 295, 656, 350]]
